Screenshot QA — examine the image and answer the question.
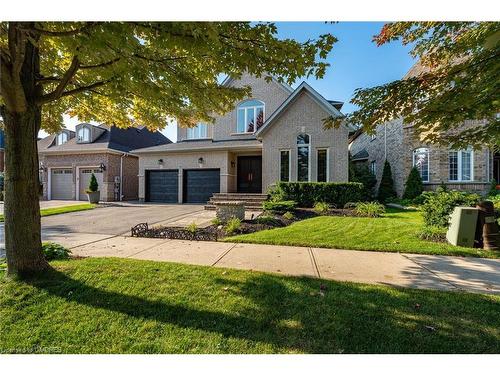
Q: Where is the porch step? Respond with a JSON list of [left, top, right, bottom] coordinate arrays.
[[204, 193, 268, 211]]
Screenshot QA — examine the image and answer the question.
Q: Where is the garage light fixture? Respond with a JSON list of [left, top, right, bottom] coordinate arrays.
[[231, 161, 235, 168], [99, 163, 106, 171], [158, 159, 164, 165], [198, 157, 204, 165], [38, 163, 47, 172]]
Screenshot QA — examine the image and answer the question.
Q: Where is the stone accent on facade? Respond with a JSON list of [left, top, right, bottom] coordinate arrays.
[[215, 201, 245, 222], [39, 152, 139, 201]]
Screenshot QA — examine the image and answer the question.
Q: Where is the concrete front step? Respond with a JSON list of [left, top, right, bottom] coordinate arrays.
[[209, 197, 267, 203], [205, 204, 264, 211]]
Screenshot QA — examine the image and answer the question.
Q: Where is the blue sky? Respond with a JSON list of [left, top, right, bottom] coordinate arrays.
[[58, 22, 416, 141]]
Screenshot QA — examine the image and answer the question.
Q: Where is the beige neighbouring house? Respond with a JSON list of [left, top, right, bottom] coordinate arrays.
[[38, 123, 170, 202], [132, 73, 351, 206], [349, 62, 499, 197]]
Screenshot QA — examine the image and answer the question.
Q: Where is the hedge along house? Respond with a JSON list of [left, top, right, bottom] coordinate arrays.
[[38, 123, 170, 201], [349, 62, 499, 197], [131, 73, 351, 206]]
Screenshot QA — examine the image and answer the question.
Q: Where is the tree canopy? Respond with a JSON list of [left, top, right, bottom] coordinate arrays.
[[1, 22, 336, 132], [325, 22, 500, 149]]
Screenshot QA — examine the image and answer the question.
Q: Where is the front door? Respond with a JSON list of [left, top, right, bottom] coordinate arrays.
[[237, 156, 262, 193]]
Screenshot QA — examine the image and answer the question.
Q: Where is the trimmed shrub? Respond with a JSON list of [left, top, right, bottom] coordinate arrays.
[[350, 163, 377, 200], [421, 190, 481, 228], [377, 160, 397, 203], [86, 173, 99, 193], [354, 202, 385, 218], [225, 217, 242, 235], [313, 202, 330, 215], [262, 200, 297, 213], [42, 242, 71, 261], [269, 182, 364, 208], [403, 167, 424, 200]]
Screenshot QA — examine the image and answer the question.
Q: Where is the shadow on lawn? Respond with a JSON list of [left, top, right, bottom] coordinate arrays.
[[25, 264, 500, 353]]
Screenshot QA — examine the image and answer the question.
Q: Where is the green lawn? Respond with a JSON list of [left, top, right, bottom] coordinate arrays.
[[227, 209, 499, 258], [0, 203, 95, 222], [0, 258, 499, 354]]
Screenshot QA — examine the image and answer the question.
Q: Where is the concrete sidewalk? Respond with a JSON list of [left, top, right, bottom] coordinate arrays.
[[49, 232, 500, 295]]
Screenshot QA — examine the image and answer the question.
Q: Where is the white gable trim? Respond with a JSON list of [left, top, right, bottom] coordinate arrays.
[[255, 82, 345, 138]]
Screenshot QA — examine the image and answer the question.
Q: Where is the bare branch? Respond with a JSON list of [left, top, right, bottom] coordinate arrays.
[[41, 56, 80, 102], [37, 78, 113, 104], [80, 57, 120, 69]]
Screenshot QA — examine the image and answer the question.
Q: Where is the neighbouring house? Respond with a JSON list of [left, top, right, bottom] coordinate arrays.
[[132, 73, 350, 206], [38, 123, 171, 201], [349, 63, 499, 197]]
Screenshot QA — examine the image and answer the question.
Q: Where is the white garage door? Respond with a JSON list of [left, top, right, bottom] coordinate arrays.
[[79, 168, 104, 201], [51, 168, 74, 200]]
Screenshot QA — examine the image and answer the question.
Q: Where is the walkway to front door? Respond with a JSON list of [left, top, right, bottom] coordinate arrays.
[[237, 156, 262, 193]]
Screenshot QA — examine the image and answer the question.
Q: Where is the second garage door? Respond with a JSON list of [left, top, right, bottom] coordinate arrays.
[[79, 168, 104, 201], [51, 168, 74, 200], [183, 169, 220, 203], [146, 170, 179, 203]]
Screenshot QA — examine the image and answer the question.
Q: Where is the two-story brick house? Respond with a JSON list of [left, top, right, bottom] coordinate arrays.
[[132, 73, 350, 205]]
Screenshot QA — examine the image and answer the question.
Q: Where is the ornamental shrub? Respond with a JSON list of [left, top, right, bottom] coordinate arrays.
[[42, 242, 71, 261], [421, 190, 481, 228], [269, 182, 364, 208], [262, 200, 297, 213], [403, 167, 424, 200], [86, 173, 99, 193], [350, 164, 377, 200], [377, 160, 397, 203], [353, 201, 385, 218], [225, 217, 242, 235], [313, 202, 330, 215]]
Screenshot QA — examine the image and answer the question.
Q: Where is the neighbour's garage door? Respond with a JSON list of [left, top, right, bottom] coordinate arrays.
[[146, 170, 179, 203], [51, 168, 73, 200], [183, 169, 220, 203], [79, 168, 104, 201]]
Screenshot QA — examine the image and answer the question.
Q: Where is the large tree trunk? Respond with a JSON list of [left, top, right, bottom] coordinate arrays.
[[2, 23, 48, 276]]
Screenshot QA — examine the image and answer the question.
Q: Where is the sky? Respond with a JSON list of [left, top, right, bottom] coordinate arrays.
[[52, 22, 416, 142]]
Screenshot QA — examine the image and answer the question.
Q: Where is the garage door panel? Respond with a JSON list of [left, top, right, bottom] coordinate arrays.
[[51, 168, 73, 200], [184, 169, 220, 203], [79, 168, 104, 201], [147, 170, 178, 203]]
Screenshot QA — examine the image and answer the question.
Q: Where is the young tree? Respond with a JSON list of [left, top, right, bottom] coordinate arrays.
[[377, 160, 396, 203], [0, 22, 336, 276], [403, 166, 423, 200], [325, 22, 500, 149]]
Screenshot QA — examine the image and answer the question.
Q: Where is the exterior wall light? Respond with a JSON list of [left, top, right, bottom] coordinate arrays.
[[158, 159, 164, 165], [198, 157, 204, 164], [99, 163, 106, 171]]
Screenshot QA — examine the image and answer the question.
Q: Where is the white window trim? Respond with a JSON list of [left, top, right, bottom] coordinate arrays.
[[296, 133, 311, 182], [56, 132, 68, 145], [317, 148, 329, 182], [413, 148, 430, 183], [279, 149, 291, 182], [236, 100, 265, 134], [187, 123, 209, 140], [449, 149, 474, 182], [77, 126, 91, 142]]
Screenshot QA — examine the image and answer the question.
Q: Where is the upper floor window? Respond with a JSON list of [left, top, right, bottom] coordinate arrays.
[[297, 133, 310, 182], [370, 133, 376, 141], [56, 132, 68, 145], [449, 148, 473, 182], [77, 126, 91, 143], [187, 123, 208, 139], [413, 147, 429, 182], [236, 99, 265, 133], [370, 160, 376, 175]]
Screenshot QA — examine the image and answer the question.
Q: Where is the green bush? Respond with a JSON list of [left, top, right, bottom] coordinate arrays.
[[42, 242, 71, 261], [489, 179, 499, 196], [421, 190, 481, 228], [186, 222, 198, 234], [255, 215, 281, 226], [262, 200, 297, 213], [282, 211, 295, 220], [211, 217, 222, 226], [418, 226, 447, 242], [269, 182, 364, 208], [377, 160, 397, 203], [403, 167, 424, 200], [225, 217, 242, 235], [349, 163, 377, 200], [353, 202, 385, 218], [86, 173, 99, 193], [313, 202, 330, 215]]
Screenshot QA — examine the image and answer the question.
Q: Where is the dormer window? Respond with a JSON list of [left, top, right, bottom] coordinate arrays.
[[56, 132, 68, 145], [236, 99, 265, 133], [77, 126, 91, 143]]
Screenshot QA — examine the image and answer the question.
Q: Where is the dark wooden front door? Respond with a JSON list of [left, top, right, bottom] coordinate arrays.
[[237, 156, 262, 193]]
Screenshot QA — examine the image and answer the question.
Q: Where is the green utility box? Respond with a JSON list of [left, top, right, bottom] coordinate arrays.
[[446, 207, 479, 247]]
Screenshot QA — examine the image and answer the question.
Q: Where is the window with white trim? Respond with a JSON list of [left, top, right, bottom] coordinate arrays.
[[370, 160, 376, 175], [77, 126, 91, 142], [280, 150, 290, 182], [413, 148, 429, 182], [56, 132, 68, 145], [236, 99, 265, 133], [317, 149, 328, 182], [187, 123, 208, 139], [297, 133, 310, 182], [449, 149, 473, 181]]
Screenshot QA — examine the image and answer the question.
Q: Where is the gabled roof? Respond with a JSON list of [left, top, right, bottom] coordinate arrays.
[[38, 124, 171, 154], [255, 81, 345, 138], [351, 149, 369, 161], [221, 73, 294, 93]]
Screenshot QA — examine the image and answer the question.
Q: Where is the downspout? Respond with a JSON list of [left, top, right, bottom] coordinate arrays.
[[120, 153, 125, 201], [384, 124, 387, 160]]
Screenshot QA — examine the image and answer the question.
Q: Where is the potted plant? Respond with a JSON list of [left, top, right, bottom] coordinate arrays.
[[86, 173, 100, 204]]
